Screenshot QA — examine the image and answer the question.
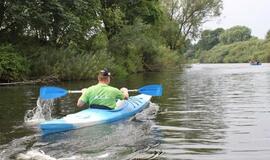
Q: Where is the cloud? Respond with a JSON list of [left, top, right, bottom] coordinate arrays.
[[203, 0, 270, 39]]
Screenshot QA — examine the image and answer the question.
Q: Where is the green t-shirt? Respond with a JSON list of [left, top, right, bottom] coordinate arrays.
[[79, 83, 124, 109]]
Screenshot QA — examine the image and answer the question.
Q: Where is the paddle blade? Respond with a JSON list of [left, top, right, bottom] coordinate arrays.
[[40, 86, 68, 100], [138, 84, 163, 96]]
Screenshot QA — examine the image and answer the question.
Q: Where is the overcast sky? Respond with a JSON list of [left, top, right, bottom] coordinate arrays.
[[203, 0, 270, 39]]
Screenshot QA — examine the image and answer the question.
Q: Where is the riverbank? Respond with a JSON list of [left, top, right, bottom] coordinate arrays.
[[0, 43, 184, 83]]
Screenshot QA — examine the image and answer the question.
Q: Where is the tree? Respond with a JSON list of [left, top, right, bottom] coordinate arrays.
[[0, 0, 101, 46], [0, 44, 29, 82], [162, 0, 223, 50], [219, 26, 252, 44], [197, 28, 224, 50], [100, 0, 163, 39], [265, 30, 270, 40]]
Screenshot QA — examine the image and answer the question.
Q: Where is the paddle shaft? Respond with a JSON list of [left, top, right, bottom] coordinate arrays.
[[128, 89, 138, 92], [68, 90, 82, 93]]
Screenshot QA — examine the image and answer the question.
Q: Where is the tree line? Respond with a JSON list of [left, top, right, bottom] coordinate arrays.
[[189, 26, 270, 63], [0, 0, 222, 82]]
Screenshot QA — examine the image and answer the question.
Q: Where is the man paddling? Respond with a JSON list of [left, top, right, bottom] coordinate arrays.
[[77, 68, 129, 109]]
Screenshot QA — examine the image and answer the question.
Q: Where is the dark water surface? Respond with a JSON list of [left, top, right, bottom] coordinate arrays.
[[1, 63, 270, 160]]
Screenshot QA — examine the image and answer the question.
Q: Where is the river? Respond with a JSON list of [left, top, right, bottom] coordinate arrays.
[[1, 63, 270, 160]]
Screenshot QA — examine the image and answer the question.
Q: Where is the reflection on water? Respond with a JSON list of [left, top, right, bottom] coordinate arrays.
[[156, 63, 270, 160], [1, 63, 270, 159]]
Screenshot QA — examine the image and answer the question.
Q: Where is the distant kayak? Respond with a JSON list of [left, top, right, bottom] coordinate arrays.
[[40, 94, 152, 135], [250, 63, 261, 65], [249, 61, 261, 65]]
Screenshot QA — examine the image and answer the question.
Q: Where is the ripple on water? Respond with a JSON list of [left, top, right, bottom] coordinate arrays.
[[157, 64, 270, 159]]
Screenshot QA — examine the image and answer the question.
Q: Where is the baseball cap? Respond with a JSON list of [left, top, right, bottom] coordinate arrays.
[[100, 68, 111, 76]]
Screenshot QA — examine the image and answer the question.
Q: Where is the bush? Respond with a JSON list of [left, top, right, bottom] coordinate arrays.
[[53, 49, 115, 80], [0, 44, 29, 82], [29, 46, 117, 80], [153, 46, 184, 70]]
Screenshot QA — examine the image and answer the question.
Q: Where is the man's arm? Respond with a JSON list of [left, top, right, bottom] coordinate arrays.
[[77, 88, 88, 108]]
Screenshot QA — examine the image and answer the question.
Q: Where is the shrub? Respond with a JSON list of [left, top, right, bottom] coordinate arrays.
[[154, 46, 183, 70], [29, 46, 117, 80], [0, 44, 29, 82]]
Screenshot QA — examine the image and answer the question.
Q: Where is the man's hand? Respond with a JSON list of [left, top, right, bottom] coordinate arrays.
[[77, 99, 86, 108], [81, 88, 87, 94], [120, 87, 129, 99]]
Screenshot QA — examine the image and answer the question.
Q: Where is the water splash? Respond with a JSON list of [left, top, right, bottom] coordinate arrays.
[[17, 150, 56, 160], [24, 98, 54, 126]]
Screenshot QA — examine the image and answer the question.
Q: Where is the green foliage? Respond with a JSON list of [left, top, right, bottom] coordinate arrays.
[[0, 44, 29, 82], [265, 30, 270, 40], [108, 19, 182, 73], [88, 32, 109, 52], [101, 6, 125, 39], [161, 20, 182, 50], [54, 50, 115, 80], [100, 0, 165, 40], [124, 0, 164, 25], [219, 26, 252, 44], [196, 28, 224, 50], [30, 46, 115, 80], [0, 0, 194, 81], [0, 0, 101, 46], [155, 46, 185, 69], [108, 20, 155, 73], [162, 0, 223, 49], [191, 26, 270, 64], [198, 38, 270, 63]]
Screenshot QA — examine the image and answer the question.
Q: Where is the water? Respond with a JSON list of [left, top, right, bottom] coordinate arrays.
[[1, 63, 270, 159]]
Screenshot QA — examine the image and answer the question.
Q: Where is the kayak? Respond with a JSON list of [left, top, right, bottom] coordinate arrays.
[[40, 94, 151, 135], [250, 61, 261, 65]]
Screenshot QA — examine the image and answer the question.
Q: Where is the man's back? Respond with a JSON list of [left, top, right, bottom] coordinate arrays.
[[79, 83, 124, 109]]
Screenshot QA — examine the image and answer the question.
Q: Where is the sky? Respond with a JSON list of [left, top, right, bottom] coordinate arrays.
[[203, 0, 270, 39]]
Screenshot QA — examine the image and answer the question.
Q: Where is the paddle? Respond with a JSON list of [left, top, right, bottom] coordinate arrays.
[[40, 84, 163, 100], [128, 84, 163, 96]]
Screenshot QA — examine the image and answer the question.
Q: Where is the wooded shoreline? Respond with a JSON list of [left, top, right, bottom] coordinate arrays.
[[0, 0, 222, 82]]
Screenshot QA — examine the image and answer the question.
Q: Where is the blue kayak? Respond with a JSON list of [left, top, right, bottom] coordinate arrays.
[[40, 94, 151, 135]]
